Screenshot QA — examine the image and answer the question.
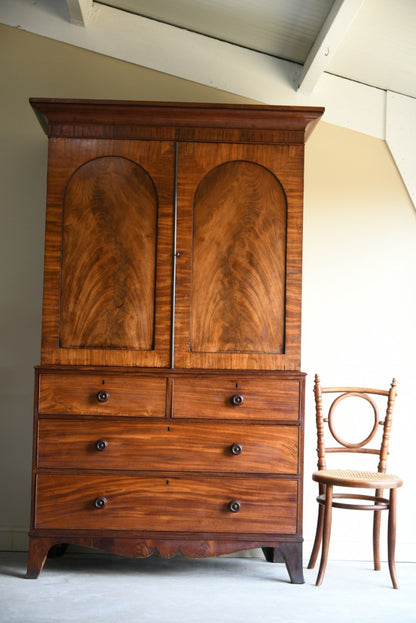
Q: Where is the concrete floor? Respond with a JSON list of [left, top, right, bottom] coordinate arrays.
[[0, 552, 415, 623]]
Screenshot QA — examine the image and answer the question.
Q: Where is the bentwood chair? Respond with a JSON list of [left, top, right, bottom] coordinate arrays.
[[307, 375, 402, 588]]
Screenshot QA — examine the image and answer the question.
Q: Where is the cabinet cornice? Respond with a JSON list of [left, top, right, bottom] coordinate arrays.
[[30, 98, 323, 143]]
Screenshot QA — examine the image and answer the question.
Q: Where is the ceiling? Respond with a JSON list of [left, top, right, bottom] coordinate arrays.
[[95, 0, 416, 98], [97, 0, 335, 65]]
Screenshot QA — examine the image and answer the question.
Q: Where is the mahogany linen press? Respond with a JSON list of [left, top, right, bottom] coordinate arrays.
[[26, 99, 323, 582]]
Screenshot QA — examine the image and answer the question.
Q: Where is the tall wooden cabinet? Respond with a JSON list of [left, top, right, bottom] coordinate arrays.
[[27, 99, 323, 582]]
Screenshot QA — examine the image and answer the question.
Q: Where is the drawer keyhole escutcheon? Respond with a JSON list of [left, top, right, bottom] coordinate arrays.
[[95, 439, 108, 451], [94, 496, 107, 509], [231, 394, 244, 406], [96, 390, 109, 403], [230, 443, 243, 455], [228, 500, 241, 513]]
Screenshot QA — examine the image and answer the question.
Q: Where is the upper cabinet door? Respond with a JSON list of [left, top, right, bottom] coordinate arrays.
[[174, 142, 304, 371], [41, 139, 174, 367]]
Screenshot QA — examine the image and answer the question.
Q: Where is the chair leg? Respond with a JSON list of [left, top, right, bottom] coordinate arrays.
[[316, 484, 333, 587], [373, 488, 382, 571], [387, 488, 399, 589], [308, 503, 324, 569]]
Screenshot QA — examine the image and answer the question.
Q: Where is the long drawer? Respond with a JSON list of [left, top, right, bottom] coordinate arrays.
[[172, 376, 300, 420], [38, 373, 167, 417], [37, 420, 299, 473], [35, 474, 298, 534]]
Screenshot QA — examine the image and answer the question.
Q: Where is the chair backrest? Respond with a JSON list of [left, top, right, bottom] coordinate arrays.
[[313, 375, 397, 473]]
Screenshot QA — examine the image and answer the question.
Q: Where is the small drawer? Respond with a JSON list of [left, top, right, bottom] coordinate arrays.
[[37, 420, 299, 474], [35, 474, 298, 534], [38, 373, 167, 417], [172, 376, 300, 420]]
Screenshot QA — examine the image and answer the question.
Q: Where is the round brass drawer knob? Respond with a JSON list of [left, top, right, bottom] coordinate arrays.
[[230, 443, 243, 455], [96, 390, 110, 403], [95, 439, 108, 451], [94, 496, 108, 509], [231, 394, 244, 406], [228, 500, 241, 513]]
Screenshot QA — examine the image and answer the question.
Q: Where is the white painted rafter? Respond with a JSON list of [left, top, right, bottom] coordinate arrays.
[[297, 0, 364, 93], [66, 0, 94, 26], [386, 92, 416, 208]]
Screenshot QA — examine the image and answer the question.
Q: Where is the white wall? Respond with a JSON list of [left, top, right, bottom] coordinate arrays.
[[1, 24, 415, 562], [302, 123, 416, 561]]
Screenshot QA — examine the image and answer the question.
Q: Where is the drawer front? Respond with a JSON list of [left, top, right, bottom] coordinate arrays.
[[37, 420, 299, 474], [172, 377, 300, 420], [35, 474, 298, 534], [38, 373, 167, 417]]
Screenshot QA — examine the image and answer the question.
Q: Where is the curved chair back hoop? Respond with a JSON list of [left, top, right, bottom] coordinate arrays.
[[327, 391, 380, 449]]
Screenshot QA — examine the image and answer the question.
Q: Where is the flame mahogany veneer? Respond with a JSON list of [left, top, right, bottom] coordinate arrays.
[[27, 100, 323, 582]]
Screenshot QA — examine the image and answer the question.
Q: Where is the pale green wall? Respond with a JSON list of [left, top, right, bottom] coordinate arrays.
[[1, 24, 415, 561]]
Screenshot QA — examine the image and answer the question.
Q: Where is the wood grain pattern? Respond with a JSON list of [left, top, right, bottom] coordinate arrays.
[[41, 139, 174, 367], [27, 100, 323, 580], [60, 156, 157, 350], [191, 161, 286, 354], [26, 535, 304, 580], [38, 420, 298, 474], [175, 142, 304, 370], [172, 376, 300, 420], [38, 372, 167, 416], [30, 98, 324, 144], [35, 474, 298, 533]]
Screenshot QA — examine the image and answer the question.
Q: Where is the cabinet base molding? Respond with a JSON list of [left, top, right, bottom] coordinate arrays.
[[26, 533, 304, 584]]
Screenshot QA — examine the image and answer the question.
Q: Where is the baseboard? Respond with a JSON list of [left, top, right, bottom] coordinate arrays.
[[303, 538, 416, 563], [0, 529, 29, 552]]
